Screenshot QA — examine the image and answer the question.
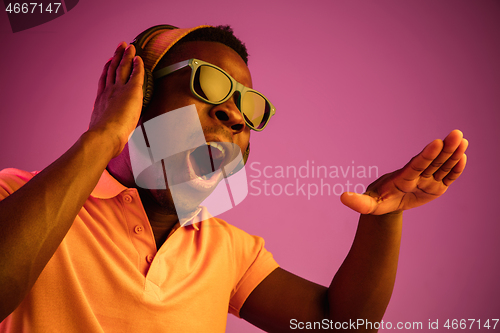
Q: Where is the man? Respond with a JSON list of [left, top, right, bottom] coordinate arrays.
[[0, 25, 467, 332]]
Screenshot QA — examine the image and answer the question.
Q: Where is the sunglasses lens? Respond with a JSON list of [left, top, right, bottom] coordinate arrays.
[[194, 65, 232, 102], [193, 63, 271, 130], [241, 91, 270, 130]]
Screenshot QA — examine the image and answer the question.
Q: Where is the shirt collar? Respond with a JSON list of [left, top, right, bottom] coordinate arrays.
[[90, 170, 210, 231], [90, 169, 128, 199], [179, 206, 213, 230]]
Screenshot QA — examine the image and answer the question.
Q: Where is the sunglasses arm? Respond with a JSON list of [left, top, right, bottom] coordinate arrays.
[[153, 59, 191, 80]]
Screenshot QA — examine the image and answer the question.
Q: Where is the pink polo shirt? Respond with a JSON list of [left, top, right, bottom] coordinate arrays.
[[0, 168, 279, 332]]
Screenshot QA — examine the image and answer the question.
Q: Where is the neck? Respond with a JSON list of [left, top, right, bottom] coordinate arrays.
[[137, 188, 179, 249], [107, 151, 180, 249]]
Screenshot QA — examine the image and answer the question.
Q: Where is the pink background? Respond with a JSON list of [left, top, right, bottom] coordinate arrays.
[[1, 0, 499, 331]]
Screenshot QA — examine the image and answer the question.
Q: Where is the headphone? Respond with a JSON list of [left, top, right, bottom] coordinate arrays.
[[130, 25, 250, 172]]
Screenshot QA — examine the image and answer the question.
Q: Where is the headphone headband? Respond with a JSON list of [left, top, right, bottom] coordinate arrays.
[[131, 24, 179, 57]]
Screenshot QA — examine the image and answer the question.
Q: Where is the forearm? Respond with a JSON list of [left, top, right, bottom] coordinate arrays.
[[0, 130, 116, 320], [328, 212, 403, 330]]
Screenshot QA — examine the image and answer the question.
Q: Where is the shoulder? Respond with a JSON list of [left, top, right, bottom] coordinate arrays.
[[196, 216, 270, 257], [0, 168, 38, 198], [198, 216, 258, 240]]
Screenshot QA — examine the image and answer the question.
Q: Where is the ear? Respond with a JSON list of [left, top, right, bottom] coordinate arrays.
[[243, 143, 250, 165]]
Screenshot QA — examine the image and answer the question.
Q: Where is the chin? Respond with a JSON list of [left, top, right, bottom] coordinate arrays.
[[149, 187, 208, 218], [169, 184, 214, 216]]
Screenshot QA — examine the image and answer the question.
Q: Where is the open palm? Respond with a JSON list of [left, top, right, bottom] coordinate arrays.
[[341, 130, 468, 215]]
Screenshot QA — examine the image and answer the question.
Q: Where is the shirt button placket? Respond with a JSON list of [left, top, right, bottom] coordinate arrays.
[[123, 192, 155, 269]]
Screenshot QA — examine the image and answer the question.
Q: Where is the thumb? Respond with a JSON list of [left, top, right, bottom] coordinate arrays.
[[340, 192, 379, 215]]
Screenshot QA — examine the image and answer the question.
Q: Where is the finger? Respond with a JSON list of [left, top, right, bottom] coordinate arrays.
[[434, 138, 468, 181], [421, 129, 463, 178], [340, 192, 379, 215], [97, 58, 112, 96], [106, 42, 126, 86], [116, 44, 137, 84], [443, 153, 467, 186], [128, 56, 145, 87], [398, 139, 443, 182]]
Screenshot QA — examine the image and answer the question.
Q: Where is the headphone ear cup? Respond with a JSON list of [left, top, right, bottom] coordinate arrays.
[[132, 25, 179, 112], [142, 68, 154, 110]]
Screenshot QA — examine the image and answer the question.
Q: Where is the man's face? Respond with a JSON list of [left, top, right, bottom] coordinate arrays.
[[138, 41, 252, 214]]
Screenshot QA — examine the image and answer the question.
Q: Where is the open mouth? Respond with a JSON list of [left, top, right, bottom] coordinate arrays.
[[187, 142, 227, 182]]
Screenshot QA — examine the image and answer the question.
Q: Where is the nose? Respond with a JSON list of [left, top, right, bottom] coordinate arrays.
[[209, 93, 246, 134]]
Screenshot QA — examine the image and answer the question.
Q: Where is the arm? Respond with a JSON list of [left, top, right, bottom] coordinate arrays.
[[241, 130, 467, 332], [241, 213, 401, 332], [0, 42, 143, 321]]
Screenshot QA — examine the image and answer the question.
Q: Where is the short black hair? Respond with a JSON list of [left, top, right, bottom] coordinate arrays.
[[167, 25, 248, 64]]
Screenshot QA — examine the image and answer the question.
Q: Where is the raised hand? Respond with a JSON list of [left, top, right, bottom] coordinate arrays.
[[340, 130, 468, 215], [89, 42, 144, 158]]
